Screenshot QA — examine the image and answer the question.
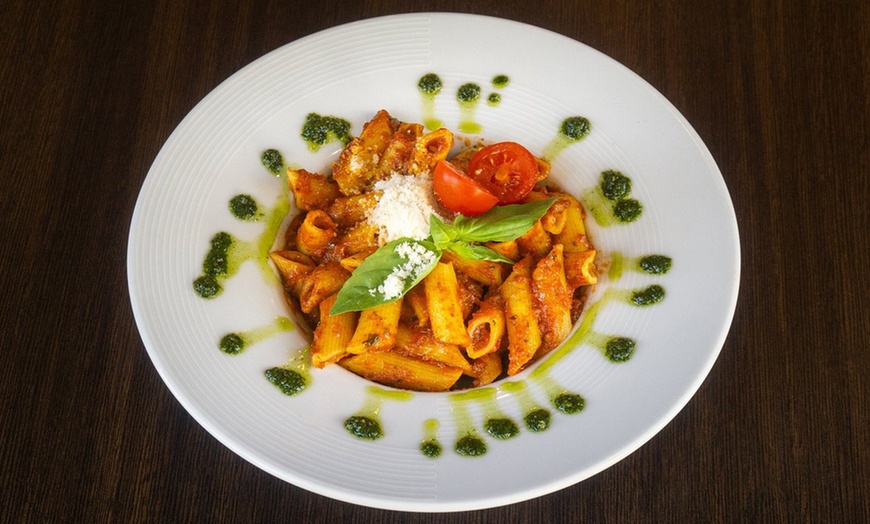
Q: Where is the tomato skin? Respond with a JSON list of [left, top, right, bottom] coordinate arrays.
[[432, 160, 499, 216], [467, 142, 539, 204]]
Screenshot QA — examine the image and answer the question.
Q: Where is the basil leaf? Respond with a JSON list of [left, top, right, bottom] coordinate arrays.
[[447, 242, 513, 263], [452, 198, 557, 243], [429, 214, 456, 250], [330, 238, 440, 315]]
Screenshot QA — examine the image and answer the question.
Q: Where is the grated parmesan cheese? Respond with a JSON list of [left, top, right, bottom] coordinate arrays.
[[371, 241, 438, 300], [367, 172, 443, 243]]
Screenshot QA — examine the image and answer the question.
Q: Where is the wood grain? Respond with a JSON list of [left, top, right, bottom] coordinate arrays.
[[1, 0, 867, 521]]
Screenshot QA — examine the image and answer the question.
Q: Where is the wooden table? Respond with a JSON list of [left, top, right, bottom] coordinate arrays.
[[2, 1, 868, 521]]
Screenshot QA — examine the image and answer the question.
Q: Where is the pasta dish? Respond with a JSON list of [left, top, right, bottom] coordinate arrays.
[[270, 110, 597, 391]]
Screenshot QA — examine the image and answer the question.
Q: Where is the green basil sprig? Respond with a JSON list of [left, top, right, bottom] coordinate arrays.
[[329, 198, 557, 315]]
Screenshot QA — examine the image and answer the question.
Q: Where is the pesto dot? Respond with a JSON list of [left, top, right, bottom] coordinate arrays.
[[202, 250, 228, 278], [492, 74, 510, 88], [639, 255, 672, 275], [631, 284, 665, 306], [418, 73, 443, 95], [524, 409, 551, 432], [484, 418, 520, 440], [260, 148, 284, 175], [605, 337, 636, 362], [219, 333, 245, 355], [487, 92, 501, 105], [455, 435, 487, 457], [613, 198, 643, 222], [210, 231, 233, 251], [265, 367, 307, 396], [301, 113, 352, 151], [600, 170, 631, 200], [229, 194, 258, 220], [420, 440, 442, 458], [554, 393, 586, 414], [457, 83, 481, 103], [344, 416, 382, 440], [193, 276, 221, 298], [561, 116, 591, 141]]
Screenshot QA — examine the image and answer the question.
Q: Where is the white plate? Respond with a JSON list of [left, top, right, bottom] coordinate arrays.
[[128, 13, 739, 512]]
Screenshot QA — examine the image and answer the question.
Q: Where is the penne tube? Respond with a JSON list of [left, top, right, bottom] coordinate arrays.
[[532, 244, 572, 353], [378, 122, 423, 174], [468, 352, 504, 388], [340, 351, 463, 392], [332, 109, 399, 195], [297, 262, 350, 313], [408, 128, 454, 175], [296, 210, 337, 260], [465, 294, 507, 359], [311, 294, 357, 368], [346, 298, 403, 355], [326, 193, 379, 227], [395, 324, 471, 373], [269, 250, 315, 297], [423, 262, 472, 346], [563, 249, 598, 288], [286, 168, 342, 211], [501, 256, 542, 375], [441, 250, 507, 287], [553, 197, 592, 253]]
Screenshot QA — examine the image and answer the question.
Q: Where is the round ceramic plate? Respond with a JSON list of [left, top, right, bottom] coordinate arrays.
[[128, 13, 739, 512]]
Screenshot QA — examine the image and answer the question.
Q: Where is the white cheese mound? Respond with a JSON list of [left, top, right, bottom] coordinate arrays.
[[367, 172, 441, 243], [372, 241, 438, 300]]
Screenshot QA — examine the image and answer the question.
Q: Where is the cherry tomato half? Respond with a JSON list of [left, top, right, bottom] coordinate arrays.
[[467, 142, 539, 204], [432, 160, 499, 216]]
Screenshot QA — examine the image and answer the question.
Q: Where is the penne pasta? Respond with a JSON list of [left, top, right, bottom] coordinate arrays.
[[340, 351, 463, 392], [532, 244, 573, 353], [346, 298, 403, 354], [311, 294, 357, 368], [501, 256, 542, 375], [296, 210, 337, 260], [423, 262, 472, 346]]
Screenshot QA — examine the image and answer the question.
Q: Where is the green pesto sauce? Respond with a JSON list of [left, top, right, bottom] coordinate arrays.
[[553, 392, 586, 414], [541, 116, 591, 161], [605, 336, 636, 363], [418, 74, 443, 130], [455, 435, 487, 457], [420, 418, 442, 458], [418, 73, 443, 95], [193, 276, 220, 299], [632, 284, 665, 306], [640, 255, 672, 274], [265, 367, 307, 396], [457, 83, 481, 102], [492, 74, 510, 88], [524, 409, 551, 432], [485, 418, 520, 440], [561, 116, 591, 141], [600, 170, 631, 200], [420, 440, 442, 458], [583, 170, 643, 226], [344, 416, 383, 440], [229, 194, 258, 221], [193, 232, 233, 298], [487, 92, 501, 106], [613, 199, 643, 223], [457, 83, 483, 134], [301, 113, 352, 152], [260, 148, 284, 175], [219, 333, 245, 354]]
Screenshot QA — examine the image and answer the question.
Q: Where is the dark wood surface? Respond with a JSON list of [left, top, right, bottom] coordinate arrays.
[[2, 0, 868, 522]]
